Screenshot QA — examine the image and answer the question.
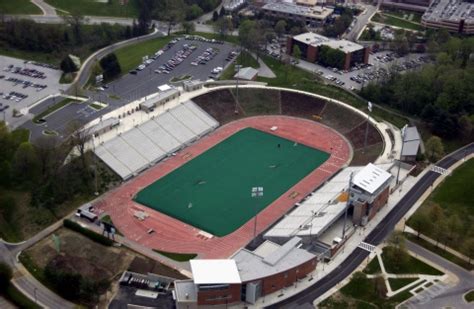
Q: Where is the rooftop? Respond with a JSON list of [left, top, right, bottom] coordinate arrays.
[[234, 67, 258, 80], [86, 117, 119, 135], [352, 163, 392, 195], [190, 260, 241, 284], [293, 32, 365, 53], [174, 279, 197, 302], [232, 237, 315, 282], [423, 0, 474, 23], [262, 3, 333, 20], [264, 167, 362, 238]]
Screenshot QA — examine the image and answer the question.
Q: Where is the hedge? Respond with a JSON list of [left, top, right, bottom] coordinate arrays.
[[63, 219, 113, 246]]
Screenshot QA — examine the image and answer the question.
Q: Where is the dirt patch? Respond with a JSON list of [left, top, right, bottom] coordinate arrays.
[[193, 89, 243, 123], [232, 88, 281, 116], [280, 91, 326, 117], [351, 143, 384, 166], [128, 256, 187, 280], [320, 103, 365, 134], [46, 254, 112, 282], [345, 121, 383, 149]]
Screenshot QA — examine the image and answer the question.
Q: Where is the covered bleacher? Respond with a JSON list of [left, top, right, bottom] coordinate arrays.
[[94, 101, 219, 179]]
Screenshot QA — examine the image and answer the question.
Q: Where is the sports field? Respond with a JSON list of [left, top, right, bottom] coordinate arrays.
[[134, 128, 329, 236]]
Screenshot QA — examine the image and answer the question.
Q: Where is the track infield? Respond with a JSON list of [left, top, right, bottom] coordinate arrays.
[[134, 128, 329, 236]]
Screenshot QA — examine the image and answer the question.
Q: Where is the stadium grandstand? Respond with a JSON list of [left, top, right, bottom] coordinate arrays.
[[94, 101, 218, 179]]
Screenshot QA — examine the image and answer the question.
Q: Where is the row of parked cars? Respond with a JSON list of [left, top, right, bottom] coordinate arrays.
[[4, 64, 47, 79], [184, 35, 225, 45], [1, 91, 28, 102], [0, 102, 10, 112], [1, 75, 47, 91], [191, 47, 218, 66], [155, 43, 197, 74]]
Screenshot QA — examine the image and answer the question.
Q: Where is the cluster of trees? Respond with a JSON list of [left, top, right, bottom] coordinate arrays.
[[323, 7, 355, 38], [0, 18, 142, 65], [360, 35, 474, 139], [100, 53, 122, 80], [0, 121, 111, 225], [318, 45, 346, 69], [410, 203, 474, 259]]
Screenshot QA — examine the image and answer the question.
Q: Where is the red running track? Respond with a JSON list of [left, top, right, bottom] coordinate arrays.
[[96, 116, 351, 259]]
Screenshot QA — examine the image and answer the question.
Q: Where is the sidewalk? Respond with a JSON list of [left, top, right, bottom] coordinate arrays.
[[249, 52, 276, 78], [404, 226, 473, 265]]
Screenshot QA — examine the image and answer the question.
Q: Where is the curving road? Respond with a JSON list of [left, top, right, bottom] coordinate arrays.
[[268, 142, 474, 308]]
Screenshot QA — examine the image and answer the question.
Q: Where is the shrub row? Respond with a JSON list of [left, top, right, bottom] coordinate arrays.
[[63, 219, 113, 246]]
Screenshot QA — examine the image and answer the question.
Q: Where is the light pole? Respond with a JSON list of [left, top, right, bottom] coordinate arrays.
[[251, 186, 263, 244]]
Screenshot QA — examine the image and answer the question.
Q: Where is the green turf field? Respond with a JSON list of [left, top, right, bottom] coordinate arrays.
[[134, 128, 329, 236]]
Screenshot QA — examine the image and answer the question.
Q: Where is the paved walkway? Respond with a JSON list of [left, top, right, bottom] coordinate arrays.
[[400, 240, 474, 309], [31, 0, 58, 16]]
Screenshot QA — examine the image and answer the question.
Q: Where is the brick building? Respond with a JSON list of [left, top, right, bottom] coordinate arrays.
[[287, 32, 370, 70], [349, 163, 392, 226], [174, 237, 317, 308]]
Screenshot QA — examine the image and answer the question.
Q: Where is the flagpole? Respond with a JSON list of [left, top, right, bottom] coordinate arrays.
[[363, 101, 372, 153]]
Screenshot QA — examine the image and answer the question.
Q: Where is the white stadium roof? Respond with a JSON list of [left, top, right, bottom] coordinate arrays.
[[352, 163, 392, 194], [190, 260, 241, 284]]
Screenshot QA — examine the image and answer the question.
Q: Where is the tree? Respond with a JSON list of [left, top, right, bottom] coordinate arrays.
[[158, 0, 185, 36], [62, 11, 86, 44], [186, 4, 203, 20], [11, 142, 40, 184], [374, 276, 387, 298], [67, 120, 90, 172], [458, 115, 473, 140], [60, 55, 78, 73], [214, 17, 233, 38], [409, 212, 433, 237], [100, 53, 121, 80], [292, 45, 301, 64], [425, 136, 444, 162], [0, 262, 12, 293], [212, 10, 218, 22], [219, 6, 226, 17], [275, 20, 287, 38], [182, 21, 195, 34], [462, 238, 474, 263], [447, 214, 463, 243]]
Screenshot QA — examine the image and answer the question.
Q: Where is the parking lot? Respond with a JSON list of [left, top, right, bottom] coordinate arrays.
[[95, 36, 236, 103], [22, 36, 237, 140], [295, 51, 432, 91], [0, 55, 67, 127]]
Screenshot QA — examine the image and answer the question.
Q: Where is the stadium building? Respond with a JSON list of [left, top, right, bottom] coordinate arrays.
[[286, 32, 370, 70], [421, 0, 474, 34]]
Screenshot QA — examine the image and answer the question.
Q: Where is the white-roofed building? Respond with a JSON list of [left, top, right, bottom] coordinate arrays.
[[350, 163, 393, 225], [401, 126, 421, 162], [234, 67, 258, 81], [174, 238, 317, 307]]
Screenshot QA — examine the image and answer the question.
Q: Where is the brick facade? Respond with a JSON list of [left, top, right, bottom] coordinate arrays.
[[197, 284, 241, 306]]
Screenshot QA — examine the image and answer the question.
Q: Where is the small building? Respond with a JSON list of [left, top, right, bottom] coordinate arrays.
[[139, 87, 180, 113], [183, 80, 205, 92], [422, 0, 474, 34], [401, 126, 421, 162], [350, 163, 393, 226], [234, 67, 258, 81], [382, 0, 432, 12], [173, 237, 317, 307], [287, 32, 370, 70], [223, 0, 247, 12]]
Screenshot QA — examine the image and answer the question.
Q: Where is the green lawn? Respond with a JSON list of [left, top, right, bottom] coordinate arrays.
[[372, 13, 424, 31], [220, 50, 260, 80], [45, 0, 139, 17], [0, 0, 42, 14], [135, 128, 329, 236], [382, 10, 422, 23], [381, 247, 443, 276], [319, 272, 413, 309], [115, 36, 174, 74], [389, 278, 418, 291], [363, 257, 382, 274]]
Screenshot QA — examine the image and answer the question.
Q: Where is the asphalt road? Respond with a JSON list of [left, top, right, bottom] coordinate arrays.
[[344, 0, 381, 41], [268, 143, 474, 308]]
